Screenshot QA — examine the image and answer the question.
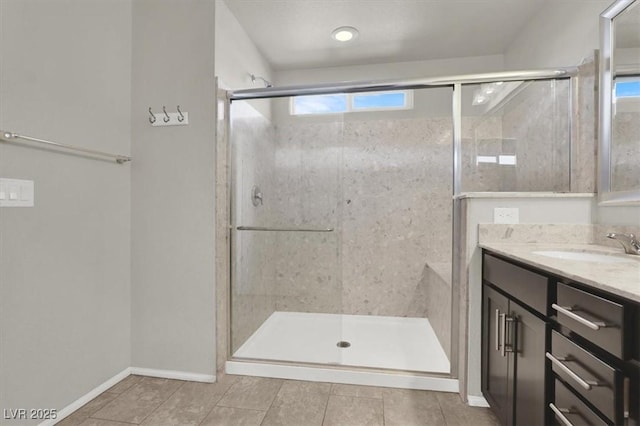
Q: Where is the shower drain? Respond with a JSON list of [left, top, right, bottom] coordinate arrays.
[[336, 341, 351, 348]]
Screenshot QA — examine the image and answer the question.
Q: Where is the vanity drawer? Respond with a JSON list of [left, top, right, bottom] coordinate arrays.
[[551, 379, 608, 426], [483, 254, 548, 315], [555, 283, 625, 358], [549, 331, 618, 422]]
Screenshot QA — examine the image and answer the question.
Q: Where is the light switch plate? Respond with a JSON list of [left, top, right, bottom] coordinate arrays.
[[494, 207, 519, 224], [0, 178, 34, 207]]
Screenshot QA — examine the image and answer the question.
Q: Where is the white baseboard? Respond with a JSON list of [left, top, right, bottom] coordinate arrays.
[[40, 367, 132, 426], [467, 395, 490, 407], [40, 367, 215, 425], [130, 367, 215, 383]]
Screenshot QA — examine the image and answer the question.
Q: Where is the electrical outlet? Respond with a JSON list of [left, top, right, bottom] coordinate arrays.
[[494, 207, 519, 224]]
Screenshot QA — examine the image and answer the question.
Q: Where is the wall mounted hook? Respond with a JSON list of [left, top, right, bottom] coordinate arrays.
[[148, 107, 157, 124], [149, 106, 188, 127]]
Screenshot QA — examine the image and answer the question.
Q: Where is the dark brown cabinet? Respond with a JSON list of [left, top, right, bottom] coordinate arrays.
[[483, 286, 512, 424], [482, 265, 547, 426], [482, 250, 640, 426]]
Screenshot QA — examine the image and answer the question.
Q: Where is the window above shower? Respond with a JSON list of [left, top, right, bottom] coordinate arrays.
[[291, 90, 413, 115], [615, 79, 640, 98]]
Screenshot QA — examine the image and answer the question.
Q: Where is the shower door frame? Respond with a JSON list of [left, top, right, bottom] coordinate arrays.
[[218, 68, 578, 384]]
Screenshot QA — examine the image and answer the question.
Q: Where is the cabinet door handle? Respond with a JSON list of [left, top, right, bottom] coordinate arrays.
[[504, 316, 516, 354], [552, 304, 607, 331], [500, 313, 507, 357], [495, 309, 501, 352], [549, 403, 575, 426], [545, 352, 601, 390]]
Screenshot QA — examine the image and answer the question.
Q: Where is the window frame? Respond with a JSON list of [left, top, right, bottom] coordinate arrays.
[[290, 90, 414, 116]]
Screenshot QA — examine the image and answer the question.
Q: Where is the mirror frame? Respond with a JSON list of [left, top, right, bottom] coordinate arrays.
[[599, 0, 640, 205]]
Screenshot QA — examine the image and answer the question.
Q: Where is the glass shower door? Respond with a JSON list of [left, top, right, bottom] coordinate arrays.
[[229, 97, 344, 365]]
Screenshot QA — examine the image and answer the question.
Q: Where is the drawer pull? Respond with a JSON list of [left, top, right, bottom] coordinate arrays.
[[549, 403, 575, 426], [546, 352, 601, 390], [499, 313, 506, 357], [552, 304, 608, 331], [495, 309, 501, 352]]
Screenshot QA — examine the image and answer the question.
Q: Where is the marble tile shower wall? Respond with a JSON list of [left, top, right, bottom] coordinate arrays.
[[572, 58, 597, 193], [271, 117, 453, 318], [231, 111, 278, 353], [340, 118, 453, 316], [612, 111, 640, 191], [503, 80, 571, 191], [272, 122, 343, 315]]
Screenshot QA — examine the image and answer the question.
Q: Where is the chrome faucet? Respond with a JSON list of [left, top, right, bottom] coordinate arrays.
[[606, 233, 640, 255]]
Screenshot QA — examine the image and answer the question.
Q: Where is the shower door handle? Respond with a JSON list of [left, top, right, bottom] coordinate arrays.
[[236, 226, 334, 232]]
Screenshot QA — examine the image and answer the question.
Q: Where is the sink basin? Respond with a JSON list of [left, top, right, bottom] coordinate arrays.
[[532, 250, 635, 264]]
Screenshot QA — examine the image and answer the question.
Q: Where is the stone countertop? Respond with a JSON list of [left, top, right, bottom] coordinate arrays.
[[479, 242, 640, 303]]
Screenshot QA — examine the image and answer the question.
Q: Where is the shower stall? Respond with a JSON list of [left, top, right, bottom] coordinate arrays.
[[218, 70, 574, 390]]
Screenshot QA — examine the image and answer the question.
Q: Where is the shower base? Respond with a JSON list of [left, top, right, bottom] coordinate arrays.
[[226, 312, 457, 392]]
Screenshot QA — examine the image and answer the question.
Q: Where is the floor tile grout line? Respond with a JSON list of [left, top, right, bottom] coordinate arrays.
[[197, 405, 266, 426], [196, 377, 238, 426], [320, 384, 333, 426], [437, 398, 449, 426], [197, 374, 239, 425], [77, 390, 124, 421], [213, 375, 239, 407], [259, 378, 285, 425], [196, 375, 266, 426], [132, 378, 186, 425], [88, 376, 143, 421], [87, 379, 141, 423], [103, 376, 138, 398], [331, 394, 384, 400]]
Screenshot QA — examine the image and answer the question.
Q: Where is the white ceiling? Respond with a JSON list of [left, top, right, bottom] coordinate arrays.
[[223, 0, 548, 70], [616, 2, 640, 48]]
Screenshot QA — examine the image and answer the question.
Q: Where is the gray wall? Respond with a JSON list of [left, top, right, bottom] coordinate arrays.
[[0, 0, 132, 421], [131, 0, 217, 376], [504, 0, 611, 69]]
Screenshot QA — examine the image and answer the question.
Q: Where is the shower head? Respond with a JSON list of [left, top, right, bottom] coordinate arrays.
[[250, 74, 273, 88]]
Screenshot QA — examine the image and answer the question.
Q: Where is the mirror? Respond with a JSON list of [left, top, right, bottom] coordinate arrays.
[[599, 0, 640, 204]]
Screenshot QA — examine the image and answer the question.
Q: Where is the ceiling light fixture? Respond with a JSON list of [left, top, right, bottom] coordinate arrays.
[[332, 26, 359, 42]]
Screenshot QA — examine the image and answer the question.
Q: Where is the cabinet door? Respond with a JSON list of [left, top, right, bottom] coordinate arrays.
[[511, 300, 546, 426], [482, 285, 512, 425]]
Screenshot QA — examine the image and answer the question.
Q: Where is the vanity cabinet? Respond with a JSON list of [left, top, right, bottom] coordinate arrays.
[[481, 251, 640, 426], [482, 254, 548, 426], [550, 281, 637, 426]]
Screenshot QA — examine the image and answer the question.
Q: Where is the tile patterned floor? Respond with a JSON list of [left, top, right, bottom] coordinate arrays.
[[57, 375, 499, 426]]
